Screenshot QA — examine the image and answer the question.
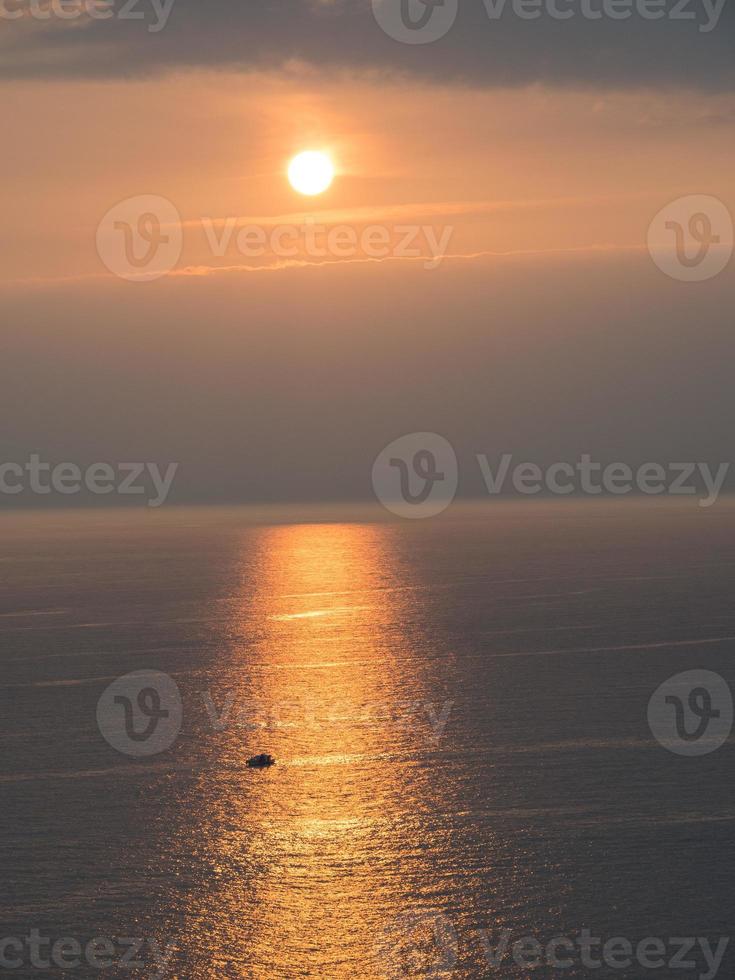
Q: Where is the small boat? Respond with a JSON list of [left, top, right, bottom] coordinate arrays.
[[247, 753, 275, 768]]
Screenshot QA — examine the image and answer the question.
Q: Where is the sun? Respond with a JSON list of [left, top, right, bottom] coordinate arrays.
[[288, 151, 335, 196]]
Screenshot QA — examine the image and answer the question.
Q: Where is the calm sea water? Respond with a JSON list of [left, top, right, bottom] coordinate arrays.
[[1, 500, 734, 979]]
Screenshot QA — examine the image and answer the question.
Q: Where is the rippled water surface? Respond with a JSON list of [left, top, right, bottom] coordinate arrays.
[[1, 501, 734, 978]]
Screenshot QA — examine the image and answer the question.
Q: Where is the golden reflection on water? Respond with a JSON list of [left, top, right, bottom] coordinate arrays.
[[177, 523, 445, 979]]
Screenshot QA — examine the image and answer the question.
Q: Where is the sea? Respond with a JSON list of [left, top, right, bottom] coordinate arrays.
[[1, 499, 733, 978]]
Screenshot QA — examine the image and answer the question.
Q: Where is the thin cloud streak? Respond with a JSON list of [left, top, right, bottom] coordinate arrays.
[[0, 241, 643, 290]]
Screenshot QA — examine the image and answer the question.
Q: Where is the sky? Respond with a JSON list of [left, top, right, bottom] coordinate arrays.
[[1, 0, 733, 506]]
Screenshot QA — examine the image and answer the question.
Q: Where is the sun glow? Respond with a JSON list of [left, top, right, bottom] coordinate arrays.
[[288, 150, 335, 196]]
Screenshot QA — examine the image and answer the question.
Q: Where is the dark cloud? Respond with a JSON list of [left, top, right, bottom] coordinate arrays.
[[3, 0, 734, 87]]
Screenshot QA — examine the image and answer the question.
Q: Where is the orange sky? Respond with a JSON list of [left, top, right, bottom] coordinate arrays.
[[4, 71, 734, 283]]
